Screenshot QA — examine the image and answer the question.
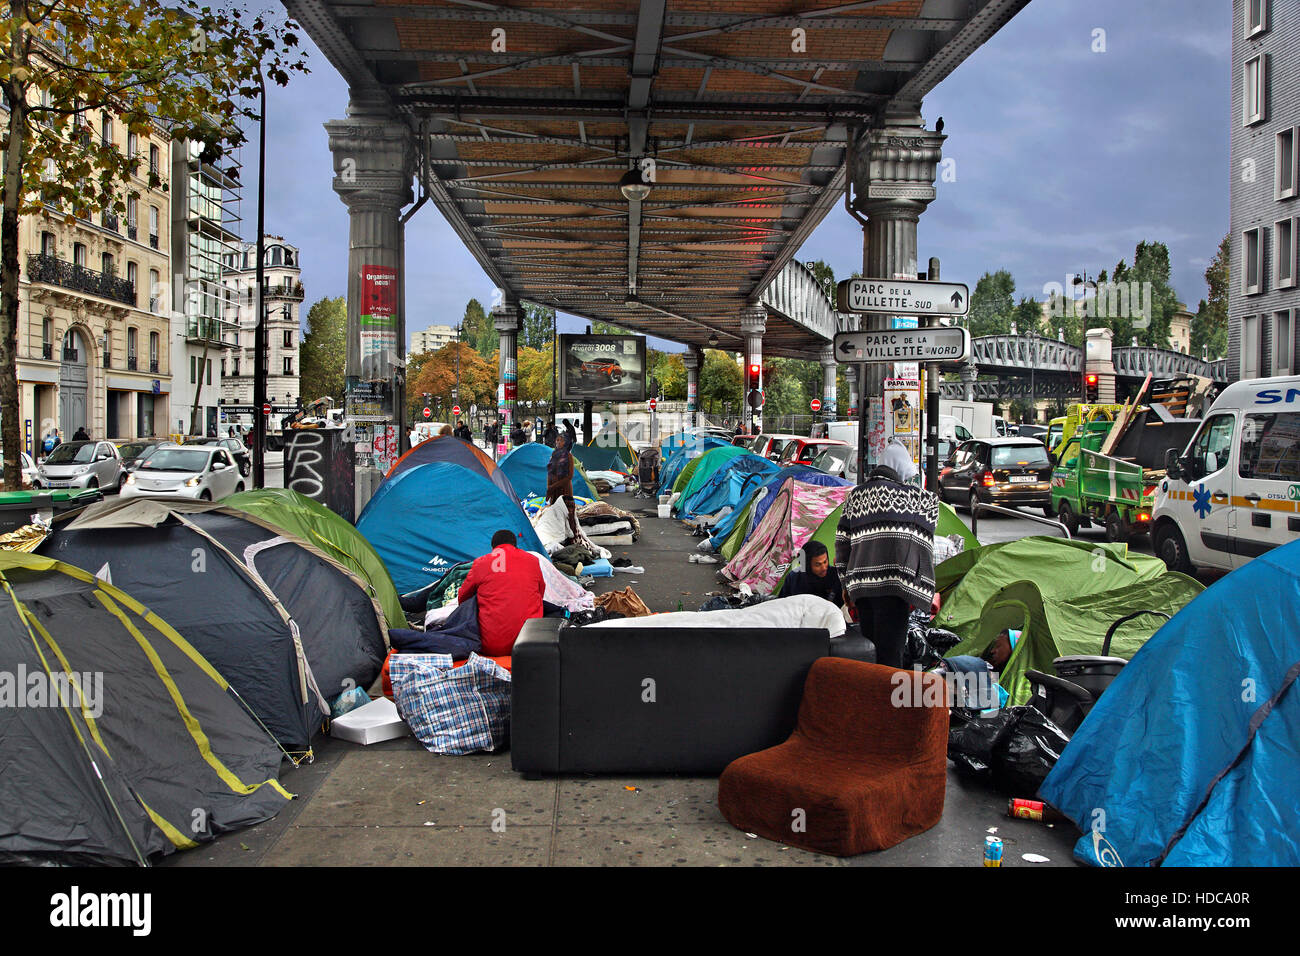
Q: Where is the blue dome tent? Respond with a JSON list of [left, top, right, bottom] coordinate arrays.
[[677, 452, 777, 521], [497, 443, 598, 501], [357, 462, 546, 594], [1040, 539, 1300, 867]]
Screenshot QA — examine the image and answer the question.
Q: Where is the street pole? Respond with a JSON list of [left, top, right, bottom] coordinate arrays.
[[924, 257, 941, 491], [252, 72, 267, 489], [455, 322, 461, 426]]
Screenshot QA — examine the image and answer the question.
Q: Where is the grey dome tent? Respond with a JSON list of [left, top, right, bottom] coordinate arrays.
[[40, 498, 389, 760], [0, 552, 293, 866]]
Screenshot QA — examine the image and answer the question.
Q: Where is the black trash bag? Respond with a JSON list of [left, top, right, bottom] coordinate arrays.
[[564, 608, 626, 627], [903, 611, 962, 670], [948, 709, 1016, 778], [989, 705, 1072, 797]]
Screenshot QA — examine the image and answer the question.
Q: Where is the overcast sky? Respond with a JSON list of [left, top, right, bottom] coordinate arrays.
[[250, 0, 1230, 352]]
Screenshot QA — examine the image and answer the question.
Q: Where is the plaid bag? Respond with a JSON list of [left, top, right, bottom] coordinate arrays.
[[389, 653, 512, 755]]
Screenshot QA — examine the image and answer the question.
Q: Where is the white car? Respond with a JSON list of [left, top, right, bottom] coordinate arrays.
[[0, 452, 39, 488], [120, 445, 245, 501]]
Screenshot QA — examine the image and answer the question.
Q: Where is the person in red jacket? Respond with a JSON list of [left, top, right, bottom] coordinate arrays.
[[457, 529, 547, 656]]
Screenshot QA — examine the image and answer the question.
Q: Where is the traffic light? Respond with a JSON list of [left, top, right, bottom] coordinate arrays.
[[745, 361, 763, 410], [1084, 372, 1099, 403], [747, 362, 761, 391]]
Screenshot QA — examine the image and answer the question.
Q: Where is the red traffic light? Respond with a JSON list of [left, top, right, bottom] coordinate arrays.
[[1085, 373, 1098, 386]]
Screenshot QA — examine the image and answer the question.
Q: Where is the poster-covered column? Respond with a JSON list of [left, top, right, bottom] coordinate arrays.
[[819, 343, 838, 423], [493, 300, 521, 448], [741, 304, 766, 433], [682, 347, 702, 430], [327, 102, 413, 515]]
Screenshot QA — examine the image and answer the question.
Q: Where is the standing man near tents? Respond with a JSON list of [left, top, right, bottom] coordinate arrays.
[[563, 418, 577, 449], [543, 420, 558, 447], [457, 530, 547, 656], [835, 461, 938, 668], [546, 432, 583, 541], [510, 420, 527, 447]]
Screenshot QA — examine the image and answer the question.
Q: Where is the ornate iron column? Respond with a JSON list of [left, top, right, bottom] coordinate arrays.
[[682, 346, 702, 430], [493, 300, 521, 446], [741, 303, 766, 433]]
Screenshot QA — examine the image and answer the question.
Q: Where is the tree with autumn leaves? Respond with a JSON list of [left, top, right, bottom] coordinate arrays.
[[0, 0, 306, 488]]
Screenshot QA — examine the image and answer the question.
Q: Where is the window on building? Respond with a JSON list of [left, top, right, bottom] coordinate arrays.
[[149, 144, 160, 177], [283, 356, 293, 375], [101, 252, 113, 275], [126, 260, 138, 294], [1242, 315, 1261, 379], [148, 205, 159, 237], [127, 131, 137, 161], [232, 356, 240, 376], [73, 243, 87, 268], [127, 326, 137, 360], [191, 355, 197, 384], [1276, 311, 1295, 377], [1244, 54, 1267, 126], [221, 358, 227, 377], [40, 231, 55, 256], [1243, 227, 1265, 295], [101, 113, 112, 147], [127, 195, 137, 230], [1278, 218, 1297, 289], [42, 317, 52, 347], [283, 329, 293, 348], [207, 358, 212, 386], [149, 269, 160, 312], [1247, 0, 1268, 37], [149, 332, 159, 370], [1278, 127, 1299, 201]]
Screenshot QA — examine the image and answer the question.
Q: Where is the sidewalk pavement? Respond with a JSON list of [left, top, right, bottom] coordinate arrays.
[[164, 493, 1082, 867]]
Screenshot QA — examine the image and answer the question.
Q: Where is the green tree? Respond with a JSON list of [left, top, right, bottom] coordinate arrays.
[[298, 297, 346, 403], [1191, 234, 1229, 360], [0, 0, 305, 486], [520, 301, 554, 351], [649, 350, 686, 400], [698, 349, 741, 414], [461, 298, 494, 357], [966, 270, 1017, 337]]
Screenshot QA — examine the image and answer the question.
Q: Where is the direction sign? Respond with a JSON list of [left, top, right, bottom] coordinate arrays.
[[834, 327, 971, 364], [452, 404, 462, 416], [423, 407, 431, 419], [810, 398, 822, 412], [835, 278, 970, 317]]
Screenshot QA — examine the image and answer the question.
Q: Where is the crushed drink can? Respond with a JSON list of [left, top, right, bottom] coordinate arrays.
[[983, 835, 1003, 867], [1009, 798, 1045, 821]]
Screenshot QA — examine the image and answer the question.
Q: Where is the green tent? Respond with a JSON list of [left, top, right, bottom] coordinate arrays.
[[719, 495, 756, 560], [571, 443, 628, 474], [588, 424, 638, 469], [672, 445, 748, 503], [934, 536, 1168, 641], [947, 573, 1203, 706], [224, 488, 405, 628]]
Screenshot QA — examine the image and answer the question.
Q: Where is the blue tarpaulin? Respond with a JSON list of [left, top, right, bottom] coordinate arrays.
[[659, 437, 730, 492], [357, 462, 546, 594], [1040, 538, 1300, 867], [676, 452, 777, 521]]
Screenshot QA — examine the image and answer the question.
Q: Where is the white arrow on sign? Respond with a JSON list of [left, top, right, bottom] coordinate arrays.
[[835, 277, 970, 316], [833, 326, 971, 364]]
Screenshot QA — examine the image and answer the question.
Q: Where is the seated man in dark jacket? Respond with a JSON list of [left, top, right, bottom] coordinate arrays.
[[778, 541, 844, 607]]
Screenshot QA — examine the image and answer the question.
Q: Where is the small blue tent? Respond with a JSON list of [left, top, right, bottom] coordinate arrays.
[[498, 443, 598, 500], [357, 462, 546, 594], [1040, 539, 1300, 867], [659, 436, 730, 492], [677, 452, 777, 521], [385, 434, 519, 500]]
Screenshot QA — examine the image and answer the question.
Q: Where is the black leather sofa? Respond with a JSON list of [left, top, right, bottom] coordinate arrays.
[[510, 617, 873, 775]]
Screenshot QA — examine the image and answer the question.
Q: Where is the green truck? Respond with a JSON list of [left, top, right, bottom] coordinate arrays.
[[1050, 420, 1157, 543]]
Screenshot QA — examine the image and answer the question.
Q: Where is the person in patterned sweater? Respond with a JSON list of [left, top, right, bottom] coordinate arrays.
[[835, 463, 939, 668]]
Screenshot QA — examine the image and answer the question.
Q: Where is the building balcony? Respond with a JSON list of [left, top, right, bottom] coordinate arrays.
[[127, 354, 138, 371], [149, 358, 159, 373], [149, 233, 159, 249], [25, 253, 137, 307], [186, 316, 238, 346], [127, 223, 138, 240], [42, 343, 53, 360], [265, 281, 306, 301]]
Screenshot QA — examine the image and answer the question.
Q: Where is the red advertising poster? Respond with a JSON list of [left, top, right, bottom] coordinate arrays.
[[359, 265, 398, 371]]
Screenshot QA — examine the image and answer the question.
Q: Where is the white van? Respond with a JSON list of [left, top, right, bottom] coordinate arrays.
[[1151, 374, 1300, 575], [553, 413, 585, 445]]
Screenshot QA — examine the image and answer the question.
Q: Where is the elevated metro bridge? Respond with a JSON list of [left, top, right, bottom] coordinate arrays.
[[286, 0, 1032, 475]]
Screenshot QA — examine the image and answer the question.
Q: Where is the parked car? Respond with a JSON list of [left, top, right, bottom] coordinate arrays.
[[0, 451, 39, 488], [190, 436, 251, 476], [121, 446, 244, 501], [938, 437, 1053, 515], [810, 444, 856, 482], [778, 437, 851, 468], [747, 433, 803, 462], [33, 441, 124, 492], [1014, 424, 1049, 444], [116, 439, 180, 473]]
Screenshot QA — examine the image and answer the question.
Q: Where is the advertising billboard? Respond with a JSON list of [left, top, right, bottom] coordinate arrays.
[[559, 334, 647, 402]]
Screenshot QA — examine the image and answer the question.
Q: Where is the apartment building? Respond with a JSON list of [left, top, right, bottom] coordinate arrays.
[[220, 237, 304, 412], [1230, 0, 1300, 380]]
